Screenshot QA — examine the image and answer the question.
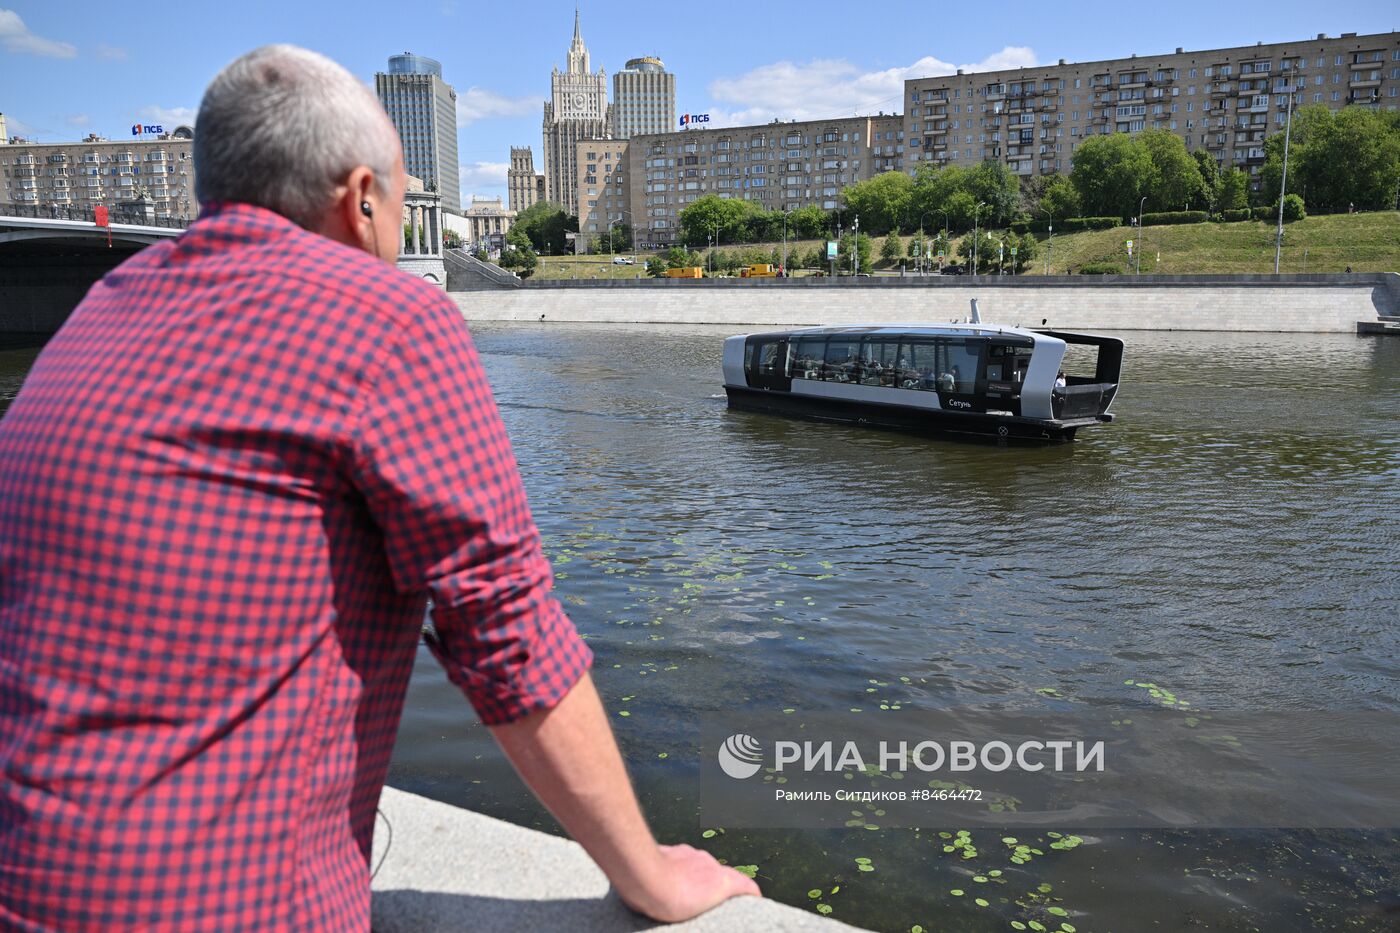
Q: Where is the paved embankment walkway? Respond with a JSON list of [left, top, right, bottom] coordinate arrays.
[[370, 787, 864, 932], [450, 272, 1400, 334]]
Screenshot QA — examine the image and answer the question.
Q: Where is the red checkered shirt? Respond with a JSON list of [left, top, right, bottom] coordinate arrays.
[[0, 203, 592, 930]]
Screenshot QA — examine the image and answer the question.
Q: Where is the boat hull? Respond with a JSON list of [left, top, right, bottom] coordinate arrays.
[[724, 385, 1108, 442]]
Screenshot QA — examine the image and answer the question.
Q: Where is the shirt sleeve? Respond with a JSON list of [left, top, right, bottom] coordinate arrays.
[[350, 292, 591, 725]]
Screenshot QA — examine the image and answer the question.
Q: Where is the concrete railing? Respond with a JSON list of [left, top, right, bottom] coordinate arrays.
[[451, 272, 1399, 334], [445, 249, 521, 289], [370, 787, 862, 932]]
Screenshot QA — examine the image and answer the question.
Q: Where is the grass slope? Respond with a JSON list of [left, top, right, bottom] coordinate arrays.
[[528, 212, 1400, 279]]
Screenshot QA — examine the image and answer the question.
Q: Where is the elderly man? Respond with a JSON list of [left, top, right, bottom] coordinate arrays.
[[0, 46, 757, 930]]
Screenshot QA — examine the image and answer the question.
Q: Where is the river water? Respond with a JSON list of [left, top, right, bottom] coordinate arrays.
[[2, 324, 1397, 931]]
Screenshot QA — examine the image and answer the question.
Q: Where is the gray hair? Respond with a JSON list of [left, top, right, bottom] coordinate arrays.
[[194, 45, 401, 229]]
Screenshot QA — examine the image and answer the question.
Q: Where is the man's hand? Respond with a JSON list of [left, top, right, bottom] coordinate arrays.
[[615, 843, 762, 924], [489, 674, 762, 923]]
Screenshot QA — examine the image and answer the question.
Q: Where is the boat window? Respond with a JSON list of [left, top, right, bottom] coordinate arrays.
[[790, 336, 827, 379], [942, 338, 982, 392], [859, 337, 902, 386], [757, 341, 785, 377], [898, 340, 940, 390], [823, 338, 861, 383]]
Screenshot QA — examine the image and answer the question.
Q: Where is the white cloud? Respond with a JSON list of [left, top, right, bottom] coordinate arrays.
[[139, 105, 197, 129], [456, 88, 537, 126], [0, 8, 76, 58], [96, 43, 127, 61], [459, 161, 509, 192], [65, 114, 90, 127], [706, 47, 1039, 125]]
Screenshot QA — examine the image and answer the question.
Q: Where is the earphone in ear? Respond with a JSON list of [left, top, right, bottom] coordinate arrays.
[[360, 201, 374, 218]]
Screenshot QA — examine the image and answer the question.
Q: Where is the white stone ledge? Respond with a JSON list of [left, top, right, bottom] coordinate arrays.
[[370, 786, 864, 932]]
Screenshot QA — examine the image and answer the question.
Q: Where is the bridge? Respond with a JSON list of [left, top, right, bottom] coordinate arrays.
[[0, 205, 191, 346]]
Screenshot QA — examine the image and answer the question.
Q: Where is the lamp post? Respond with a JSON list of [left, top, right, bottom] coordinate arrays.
[[1040, 207, 1054, 275], [1136, 196, 1146, 275], [917, 211, 935, 276], [607, 209, 633, 270], [1273, 80, 1296, 274], [937, 209, 951, 273], [782, 209, 792, 277], [972, 201, 986, 275], [852, 216, 860, 275]]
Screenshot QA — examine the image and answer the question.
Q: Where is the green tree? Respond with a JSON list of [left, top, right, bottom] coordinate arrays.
[[964, 160, 1021, 227], [498, 243, 537, 278], [1192, 149, 1221, 212], [1218, 168, 1250, 211], [789, 204, 828, 239], [906, 231, 925, 260], [880, 232, 903, 265], [1013, 232, 1039, 273], [645, 257, 667, 277], [842, 171, 914, 235], [512, 201, 577, 255], [1039, 174, 1082, 222], [1258, 104, 1400, 212], [1139, 129, 1206, 211], [1070, 134, 1157, 218], [678, 195, 773, 246], [838, 231, 872, 273]]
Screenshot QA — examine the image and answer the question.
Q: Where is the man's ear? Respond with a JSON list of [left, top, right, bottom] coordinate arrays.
[[338, 166, 377, 253]]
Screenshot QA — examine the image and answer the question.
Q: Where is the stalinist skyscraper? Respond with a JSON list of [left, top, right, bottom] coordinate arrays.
[[542, 10, 609, 211]]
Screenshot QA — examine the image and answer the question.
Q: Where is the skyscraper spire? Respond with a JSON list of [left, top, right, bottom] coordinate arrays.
[[566, 7, 589, 74]]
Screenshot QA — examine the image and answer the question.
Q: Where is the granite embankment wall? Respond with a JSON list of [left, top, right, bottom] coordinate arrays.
[[451, 273, 1400, 333]]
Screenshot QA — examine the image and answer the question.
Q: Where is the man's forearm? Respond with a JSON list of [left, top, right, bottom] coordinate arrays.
[[487, 674, 665, 903]]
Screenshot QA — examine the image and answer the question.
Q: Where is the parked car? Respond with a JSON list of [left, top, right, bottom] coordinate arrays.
[[612, 256, 635, 265]]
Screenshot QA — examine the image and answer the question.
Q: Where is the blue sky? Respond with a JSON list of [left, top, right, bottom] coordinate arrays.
[[3, 1, 1397, 203]]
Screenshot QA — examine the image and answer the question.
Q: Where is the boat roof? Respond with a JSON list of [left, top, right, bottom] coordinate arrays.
[[733, 322, 1053, 341]]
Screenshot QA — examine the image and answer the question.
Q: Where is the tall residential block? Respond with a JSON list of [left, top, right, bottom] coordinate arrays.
[[376, 52, 461, 214], [903, 30, 1399, 191], [508, 146, 543, 213], [542, 10, 610, 210], [575, 138, 629, 245], [612, 57, 675, 139]]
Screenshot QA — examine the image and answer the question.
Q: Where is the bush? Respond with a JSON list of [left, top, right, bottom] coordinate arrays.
[[1282, 193, 1307, 222], [1059, 216, 1121, 232], [1251, 206, 1274, 222], [1217, 208, 1253, 222], [1078, 262, 1123, 275], [1139, 210, 1209, 226]]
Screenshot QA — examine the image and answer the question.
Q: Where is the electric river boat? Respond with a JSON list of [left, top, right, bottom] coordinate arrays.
[[722, 307, 1123, 442]]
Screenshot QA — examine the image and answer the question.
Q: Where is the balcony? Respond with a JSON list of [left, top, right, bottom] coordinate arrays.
[[1349, 75, 1381, 88]]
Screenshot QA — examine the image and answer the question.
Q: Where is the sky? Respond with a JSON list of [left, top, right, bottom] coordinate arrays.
[[2, 1, 1397, 204]]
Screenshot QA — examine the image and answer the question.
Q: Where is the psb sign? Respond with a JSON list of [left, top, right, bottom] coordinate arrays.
[[678, 113, 710, 129], [131, 123, 165, 136]]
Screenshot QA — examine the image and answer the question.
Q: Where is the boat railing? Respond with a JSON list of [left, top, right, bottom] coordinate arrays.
[[1054, 383, 1118, 419]]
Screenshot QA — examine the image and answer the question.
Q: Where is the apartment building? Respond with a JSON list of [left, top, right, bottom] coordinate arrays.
[[0, 131, 195, 219], [626, 113, 904, 248], [576, 139, 630, 245], [904, 30, 1400, 184]]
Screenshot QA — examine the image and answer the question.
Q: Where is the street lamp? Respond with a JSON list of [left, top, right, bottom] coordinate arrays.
[[1136, 196, 1146, 275], [1040, 207, 1054, 275], [971, 201, 986, 275], [852, 216, 860, 275], [607, 209, 633, 269], [936, 209, 951, 273], [782, 209, 792, 277], [1273, 80, 1296, 274]]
